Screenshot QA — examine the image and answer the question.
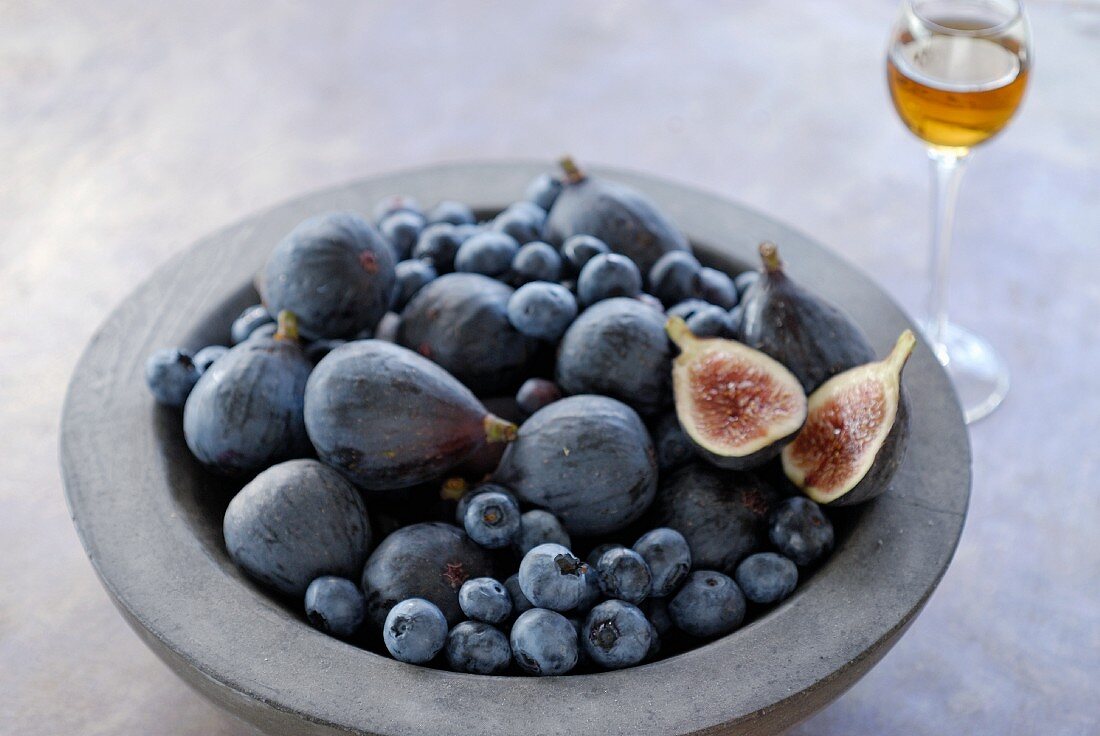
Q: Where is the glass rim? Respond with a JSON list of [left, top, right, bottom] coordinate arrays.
[[907, 0, 1023, 36]]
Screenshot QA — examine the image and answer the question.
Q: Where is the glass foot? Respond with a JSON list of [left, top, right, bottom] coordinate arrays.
[[920, 320, 1009, 424]]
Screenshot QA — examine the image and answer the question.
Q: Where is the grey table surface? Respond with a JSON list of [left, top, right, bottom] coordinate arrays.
[[1, 1, 1097, 734]]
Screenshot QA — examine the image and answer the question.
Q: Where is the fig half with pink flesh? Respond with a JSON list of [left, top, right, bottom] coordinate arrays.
[[781, 330, 916, 506], [667, 316, 807, 471]]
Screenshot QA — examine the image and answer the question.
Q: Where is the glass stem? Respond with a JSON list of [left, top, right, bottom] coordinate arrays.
[[926, 147, 970, 361]]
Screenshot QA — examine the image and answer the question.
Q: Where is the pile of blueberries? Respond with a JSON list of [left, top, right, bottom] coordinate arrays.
[[145, 169, 837, 676], [373, 493, 832, 674]]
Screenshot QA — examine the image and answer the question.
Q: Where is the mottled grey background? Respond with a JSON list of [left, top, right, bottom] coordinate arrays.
[[1, 1, 1097, 734]]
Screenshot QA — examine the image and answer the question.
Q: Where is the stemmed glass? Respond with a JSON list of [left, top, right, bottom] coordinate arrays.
[[886, 0, 1031, 422]]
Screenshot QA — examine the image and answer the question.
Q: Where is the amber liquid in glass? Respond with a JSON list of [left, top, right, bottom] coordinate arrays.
[[888, 19, 1028, 150]]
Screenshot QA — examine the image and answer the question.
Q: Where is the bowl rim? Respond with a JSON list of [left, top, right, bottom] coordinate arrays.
[[60, 160, 971, 736]]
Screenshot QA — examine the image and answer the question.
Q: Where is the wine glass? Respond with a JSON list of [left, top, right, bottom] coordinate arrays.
[[886, 0, 1031, 422]]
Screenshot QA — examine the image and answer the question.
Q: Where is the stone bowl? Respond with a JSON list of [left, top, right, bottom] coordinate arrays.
[[60, 162, 970, 736]]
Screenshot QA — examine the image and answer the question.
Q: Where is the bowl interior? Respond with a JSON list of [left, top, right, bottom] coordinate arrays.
[[162, 238, 870, 669]]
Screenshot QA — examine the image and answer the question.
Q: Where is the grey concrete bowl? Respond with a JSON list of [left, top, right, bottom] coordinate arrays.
[[60, 162, 970, 736]]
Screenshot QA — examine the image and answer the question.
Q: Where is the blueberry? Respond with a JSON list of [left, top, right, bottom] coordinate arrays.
[[504, 573, 535, 615], [230, 304, 274, 345], [574, 567, 603, 613], [303, 338, 346, 364], [685, 304, 737, 338], [454, 483, 518, 525], [561, 234, 611, 276], [668, 571, 746, 638], [576, 253, 642, 307], [515, 378, 562, 416], [458, 577, 513, 624], [582, 600, 653, 670], [374, 312, 400, 342], [734, 269, 760, 297], [633, 528, 691, 597], [507, 200, 548, 221], [383, 598, 449, 664], [640, 596, 672, 636], [412, 223, 462, 273], [451, 223, 482, 243], [247, 323, 278, 342], [392, 259, 438, 311], [649, 251, 702, 306], [509, 608, 578, 675], [454, 231, 520, 277], [445, 621, 512, 674], [193, 345, 228, 373], [511, 241, 563, 284], [428, 200, 476, 226], [694, 267, 738, 309], [145, 348, 200, 407], [666, 298, 711, 322], [769, 497, 834, 566], [728, 305, 744, 334], [586, 542, 624, 565], [653, 412, 694, 472], [568, 617, 588, 665], [379, 210, 426, 261], [304, 576, 366, 638], [507, 282, 578, 341], [645, 620, 661, 661], [735, 552, 799, 604], [519, 543, 589, 611], [635, 293, 664, 311], [373, 194, 423, 224], [595, 547, 651, 605], [492, 203, 545, 244], [514, 510, 571, 555], [463, 491, 521, 549], [525, 173, 563, 212]]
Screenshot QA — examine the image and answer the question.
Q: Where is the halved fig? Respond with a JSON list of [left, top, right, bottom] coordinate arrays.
[[781, 329, 916, 506], [667, 316, 807, 471]]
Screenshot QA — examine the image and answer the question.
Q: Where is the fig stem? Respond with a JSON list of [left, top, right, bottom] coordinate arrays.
[[665, 315, 695, 350], [274, 310, 299, 343], [484, 414, 518, 444], [759, 242, 782, 273], [440, 477, 468, 501], [885, 329, 917, 373], [559, 156, 586, 184]]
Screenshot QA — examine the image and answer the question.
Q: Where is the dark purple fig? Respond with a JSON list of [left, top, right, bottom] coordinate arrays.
[[183, 311, 312, 476], [223, 459, 371, 597], [668, 316, 807, 471], [782, 330, 914, 506], [494, 395, 657, 536], [396, 272, 539, 395], [739, 242, 877, 393], [361, 522, 496, 627], [653, 463, 783, 574], [542, 157, 691, 276], [556, 297, 672, 417], [304, 340, 517, 492], [260, 212, 396, 339]]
